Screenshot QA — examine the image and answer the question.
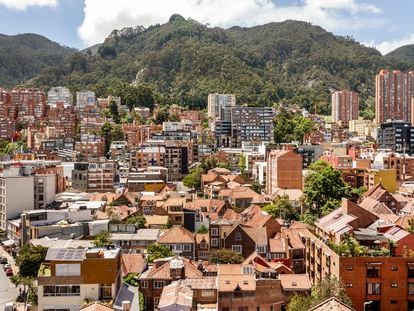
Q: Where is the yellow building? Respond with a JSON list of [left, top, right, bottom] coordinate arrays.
[[349, 119, 376, 137], [365, 168, 397, 193]]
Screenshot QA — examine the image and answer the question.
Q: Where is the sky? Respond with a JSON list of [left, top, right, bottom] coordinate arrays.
[[0, 0, 413, 54]]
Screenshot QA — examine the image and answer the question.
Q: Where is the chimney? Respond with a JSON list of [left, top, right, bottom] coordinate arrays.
[[122, 301, 131, 311]]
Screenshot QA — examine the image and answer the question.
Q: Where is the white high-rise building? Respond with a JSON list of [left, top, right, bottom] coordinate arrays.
[[47, 87, 73, 108], [0, 176, 34, 230], [76, 91, 96, 109], [207, 94, 236, 121]]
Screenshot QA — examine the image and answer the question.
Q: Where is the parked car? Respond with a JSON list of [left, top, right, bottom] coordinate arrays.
[[3, 263, 10, 271], [0, 256, 7, 264], [4, 302, 16, 311], [5, 268, 13, 276]]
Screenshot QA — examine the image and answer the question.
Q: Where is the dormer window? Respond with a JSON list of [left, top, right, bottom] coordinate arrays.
[[235, 232, 242, 241]]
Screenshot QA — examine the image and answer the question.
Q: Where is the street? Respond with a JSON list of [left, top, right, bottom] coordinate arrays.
[[0, 267, 18, 310]]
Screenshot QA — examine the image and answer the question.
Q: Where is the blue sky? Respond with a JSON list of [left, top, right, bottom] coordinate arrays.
[[0, 0, 412, 54]]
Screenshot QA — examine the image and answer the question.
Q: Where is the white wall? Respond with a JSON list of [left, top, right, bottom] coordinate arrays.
[[5, 176, 34, 221]]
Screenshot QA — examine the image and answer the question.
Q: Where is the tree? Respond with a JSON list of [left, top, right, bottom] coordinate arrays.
[[16, 245, 47, 278], [209, 249, 244, 264], [293, 115, 315, 144], [408, 219, 414, 234], [263, 194, 299, 222], [327, 233, 367, 257], [196, 225, 209, 234], [100, 122, 113, 155], [111, 124, 125, 141], [147, 243, 173, 263], [116, 84, 155, 112], [251, 181, 261, 194], [287, 277, 352, 311], [109, 100, 120, 123], [238, 154, 247, 177], [273, 108, 315, 143], [92, 231, 112, 247], [125, 215, 147, 228], [303, 160, 351, 216], [183, 166, 203, 190]]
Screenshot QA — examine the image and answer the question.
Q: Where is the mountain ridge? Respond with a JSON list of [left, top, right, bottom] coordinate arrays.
[[12, 17, 414, 113], [0, 33, 76, 87]]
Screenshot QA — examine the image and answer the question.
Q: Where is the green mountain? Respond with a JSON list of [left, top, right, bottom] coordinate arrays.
[[30, 16, 410, 113], [0, 33, 75, 87], [386, 44, 414, 67]]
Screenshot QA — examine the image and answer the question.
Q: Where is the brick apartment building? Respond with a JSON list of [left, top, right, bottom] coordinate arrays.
[[375, 70, 414, 124], [331, 90, 359, 124], [266, 149, 303, 195]]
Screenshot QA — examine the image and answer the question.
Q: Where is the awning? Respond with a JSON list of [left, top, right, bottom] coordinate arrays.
[[2, 239, 15, 247]]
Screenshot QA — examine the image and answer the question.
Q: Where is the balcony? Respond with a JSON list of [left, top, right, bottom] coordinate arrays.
[[38, 263, 51, 277]]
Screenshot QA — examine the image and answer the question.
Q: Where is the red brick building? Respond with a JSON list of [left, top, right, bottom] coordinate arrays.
[[331, 90, 359, 124], [266, 149, 303, 195]]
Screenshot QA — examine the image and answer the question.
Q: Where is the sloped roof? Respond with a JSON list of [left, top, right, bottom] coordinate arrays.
[[121, 253, 146, 276], [279, 274, 311, 291], [158, 226, 195, 244], [79, 302, 114, 311], [144, 257, 203, 280], [158, 281, 193, 309], [309, 297, 355, 311], [316, 208, 356, 236]]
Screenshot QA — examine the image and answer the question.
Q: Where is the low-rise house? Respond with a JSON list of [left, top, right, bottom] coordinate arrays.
[[158, 226, 196, 259], [139, 256, 203, 310], [195, 233, 210, 261], [121, 253, 147, 277], [110, 229, 164, 251], [218, 186, 266, 210], [37, 247, 121, 311], [184, 199, 230, 232]]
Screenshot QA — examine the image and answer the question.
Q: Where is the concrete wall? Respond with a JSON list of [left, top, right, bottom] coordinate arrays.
[[1, 176, 34, 230]]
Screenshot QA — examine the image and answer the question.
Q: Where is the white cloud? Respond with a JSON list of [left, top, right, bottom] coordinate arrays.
[[0, 0, 58, 10], [365, 35, 414, 55], [78, 0, 382, 47]]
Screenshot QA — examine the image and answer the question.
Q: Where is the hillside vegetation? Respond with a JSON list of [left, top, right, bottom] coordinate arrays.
[[0, 33, 75, 87], [29, 16, 412, 113]]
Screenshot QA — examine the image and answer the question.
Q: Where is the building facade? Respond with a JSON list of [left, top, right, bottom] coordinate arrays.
[[375, 70, 414, 124], [331, 90, 359, 123]]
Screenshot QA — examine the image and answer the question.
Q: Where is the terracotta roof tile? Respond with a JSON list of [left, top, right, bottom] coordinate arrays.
[[121, 253, 147, 277], [158, 226, 195, 244]]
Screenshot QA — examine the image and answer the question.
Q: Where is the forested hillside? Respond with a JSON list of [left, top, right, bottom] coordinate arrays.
[[28, 15, 412, 113]]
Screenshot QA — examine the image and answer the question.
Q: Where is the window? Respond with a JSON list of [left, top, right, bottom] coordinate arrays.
[[201, 289, 214, 297], [55, 264, 81, 276], [391, 282, 398, 288], [198, 251, 209, 259], [409, 268, 414, 278], [141, 281, 148, 289], [409, 283, 414, 295], [154, 297, 160, 306], [200, 243, 208, 249], [346, 266, 353, 271], [99, 284, 112, 300], [235, 232, 242, 241], [256, 245, 266, 253], [367, 283, 381, 295], [183, 244, 191, 251], [154, 281, 165, 289], [211, 228, 218, 236], [232, 245, 242, 254], [211, 238, 218, 247], [367, 266, 380, 278], [43, 285, 80, 297]]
